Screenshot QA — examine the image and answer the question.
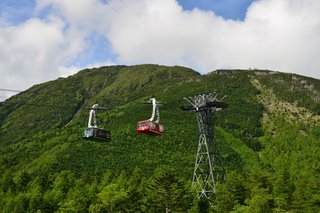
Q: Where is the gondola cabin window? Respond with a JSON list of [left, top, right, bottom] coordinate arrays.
[[83, 128, 93, 137]]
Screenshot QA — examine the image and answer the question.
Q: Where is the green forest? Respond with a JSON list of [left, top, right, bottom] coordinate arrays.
[[0, 65, 319, 212]]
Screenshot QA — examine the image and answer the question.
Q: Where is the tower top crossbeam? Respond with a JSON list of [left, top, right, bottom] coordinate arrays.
[[181, 93, 228, 112]]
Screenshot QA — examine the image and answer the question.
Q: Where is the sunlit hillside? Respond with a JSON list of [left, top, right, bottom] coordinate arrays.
[[0, 64, 319, 212]]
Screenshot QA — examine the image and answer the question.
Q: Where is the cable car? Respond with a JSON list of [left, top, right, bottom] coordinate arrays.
[[137, 120, 164, 136], [137, 98, 164, 136], [83, 127, 111, 141], [82, 104, 111, 141]]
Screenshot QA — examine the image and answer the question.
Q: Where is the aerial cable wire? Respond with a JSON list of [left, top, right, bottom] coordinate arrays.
[[0, 87, 74, 110], [0, 88, 22, 93]]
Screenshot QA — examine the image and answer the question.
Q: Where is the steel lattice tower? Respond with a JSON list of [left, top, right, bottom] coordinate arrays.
[[181, 93, 228, 200]]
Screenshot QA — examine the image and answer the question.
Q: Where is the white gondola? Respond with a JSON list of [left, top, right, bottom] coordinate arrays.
[[82, 104, 111, 141]]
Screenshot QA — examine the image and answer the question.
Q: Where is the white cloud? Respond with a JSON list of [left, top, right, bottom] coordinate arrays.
[[0, 7, 90, 96], [1, 0, 320, 100], [99, 0, 320, 78], [0, 17, 66, 90]]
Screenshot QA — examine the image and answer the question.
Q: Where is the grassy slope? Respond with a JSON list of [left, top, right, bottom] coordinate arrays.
[[0, 65, 319, 211], [1, 66, 319, 176]]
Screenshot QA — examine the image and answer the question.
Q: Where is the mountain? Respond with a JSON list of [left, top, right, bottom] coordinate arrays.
[[0, 64, 319, 212]]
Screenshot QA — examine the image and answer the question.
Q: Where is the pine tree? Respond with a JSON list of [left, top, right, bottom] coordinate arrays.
[[145, 168, 192, 212]]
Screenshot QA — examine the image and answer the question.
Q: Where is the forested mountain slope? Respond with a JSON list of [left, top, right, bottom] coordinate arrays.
[[0, 65, 319, 212]]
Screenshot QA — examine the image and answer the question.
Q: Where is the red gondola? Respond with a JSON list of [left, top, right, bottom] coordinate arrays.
[[137, 98, 164, 136], [137, 120, 164, 136]]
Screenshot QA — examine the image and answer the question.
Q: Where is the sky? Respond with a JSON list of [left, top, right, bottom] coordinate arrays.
[[1, 0, 320, 100]]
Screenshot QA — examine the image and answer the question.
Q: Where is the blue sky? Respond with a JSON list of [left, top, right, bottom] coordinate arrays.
[[0, 0, 35, 24], [177, 0, 254, 20], [1, 0, 320, 100]]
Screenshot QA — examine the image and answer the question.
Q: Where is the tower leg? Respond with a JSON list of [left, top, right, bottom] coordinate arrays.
[[192, 134, 216, 199]]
